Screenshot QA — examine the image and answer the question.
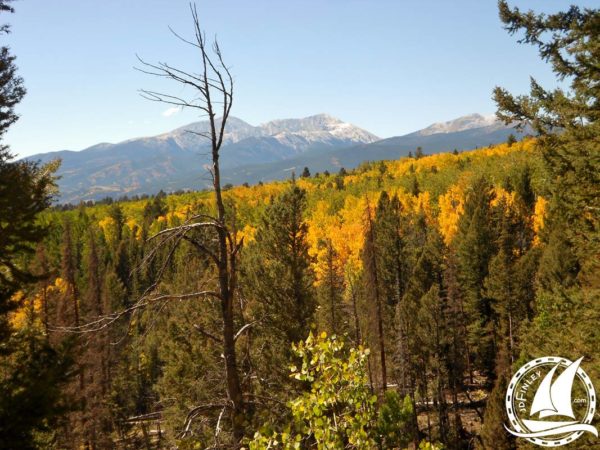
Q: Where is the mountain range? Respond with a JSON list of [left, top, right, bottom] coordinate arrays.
[[24, 113, 525, 203]]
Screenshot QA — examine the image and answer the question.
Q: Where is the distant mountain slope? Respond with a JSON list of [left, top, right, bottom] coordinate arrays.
[[416, 113, 501, 135], [26, 114, 379, 203], [25, 113, 526, 203], [221, 115, 528, 185]]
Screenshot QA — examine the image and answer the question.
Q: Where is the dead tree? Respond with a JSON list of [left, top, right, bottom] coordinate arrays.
[[134, 4, 246, 443], [52, 5, 251, 444]]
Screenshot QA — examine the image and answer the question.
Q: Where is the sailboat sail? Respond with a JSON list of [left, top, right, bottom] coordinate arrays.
[[530, 365, 558, 417], [530, 357, 583, 419]]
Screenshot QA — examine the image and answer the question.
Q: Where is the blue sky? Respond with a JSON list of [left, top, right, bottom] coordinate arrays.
[[4, 0, 594, 158]]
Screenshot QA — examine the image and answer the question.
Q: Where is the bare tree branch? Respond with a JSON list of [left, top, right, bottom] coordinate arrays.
[[194, 324, 223, 343], [233, 320, 258, 342], [179, 402, 230, 438], [50, 290, 221, 334]]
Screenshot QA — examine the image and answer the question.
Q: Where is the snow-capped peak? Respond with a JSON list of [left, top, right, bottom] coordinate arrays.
[[260, 114, 342, 133], [418, 113, 500, 136], [157, 114, 378, 151], [260, 114, 379, 145]]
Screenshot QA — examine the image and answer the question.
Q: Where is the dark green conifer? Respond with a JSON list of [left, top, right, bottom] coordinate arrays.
[[479, 375, 515, 450], [454, 177, 496, 377]]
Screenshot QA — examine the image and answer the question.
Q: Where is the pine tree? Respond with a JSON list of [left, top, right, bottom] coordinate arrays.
[[506, 133, 516, 147], [316, 239, 347, 336], [370, 192, 411, 397], [410, 175, 420, 196], [0, 4, 72, 446], [142, 194, 167, 224], [489, 5, 599, 448], [494, 1, 600, 267], [108, 203, 126, 243], [399, 229, 444, 442], [376, 392, 416, 449], [60, 219, 80, 327], [418, 284, 451, 445], [454, 177, 497, 378], [514, 165, 535, 214], [479, 375, 515, 450], [241, 182, 316, 407], [484, 204, 523, 375], [361, 201, 388, 392], [374, 192, 408, 310], [30, 244, 51, 336], [79, 228, 113, 448], [442, 250, 470, 445], [0, 0, 56, 338], [0, 329, 73, 450], [245, 183, 316, 343], [114, 239, 130, 293], [495, 0, 600, 392]]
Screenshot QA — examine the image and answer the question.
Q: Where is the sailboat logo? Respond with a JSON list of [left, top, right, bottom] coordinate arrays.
[[505, 356, 597, 447]]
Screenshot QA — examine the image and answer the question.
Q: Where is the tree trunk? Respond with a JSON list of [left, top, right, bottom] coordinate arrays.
[[137, 10, 242, 441], [212, 107, 245, 442], [327, 241, 336, 335], [221, 291, 244, 442], [366, 207, 387, 392]]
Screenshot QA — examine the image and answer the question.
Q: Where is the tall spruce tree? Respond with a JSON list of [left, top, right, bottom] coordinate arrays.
[[79, 228, 113, 448], [441, 250, 470, 445], [244, 183, 315, 344], [241, 182, 316, 411], [0, 2, 72, 447], [492, 3, 599, 448], [484, 203, 524, 376], [375, 192, 408, 310], [479, 375, 515, 450], [370, 192, 410, 396], [315, 238, 347, 336], [0, 0, 54, 339], [400, 228, 444, 441], [418, 284, 450, 445], [361, 200, 388, 392], [454, 177, 497, 378], [494, 1, 600, 266]]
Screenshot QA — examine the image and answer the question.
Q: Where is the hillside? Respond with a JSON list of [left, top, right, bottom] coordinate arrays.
[[22, 138, 548, 446], [25, 114, 379, 203], [223, 114, 527, 185], [53, 138, 540, 231]]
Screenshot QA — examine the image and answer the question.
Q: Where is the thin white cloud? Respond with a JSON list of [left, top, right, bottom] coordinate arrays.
[[162, 106, 181, 117]]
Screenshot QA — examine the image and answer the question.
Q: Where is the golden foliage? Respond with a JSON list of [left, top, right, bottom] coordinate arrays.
[[438, 184, 465, 246], [51, 139, 541, 288], [98, 216, 117, 244], [9, 278, 69, 330], [490, 186, 517, 210], [238, 224, 257, 244], [306, 195, 368, 285], [532, 196, 548, 246]]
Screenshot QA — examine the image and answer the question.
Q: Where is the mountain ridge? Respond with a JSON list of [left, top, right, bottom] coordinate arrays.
[[417, 113, 500, 136], [24, 113, 524, 203]]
